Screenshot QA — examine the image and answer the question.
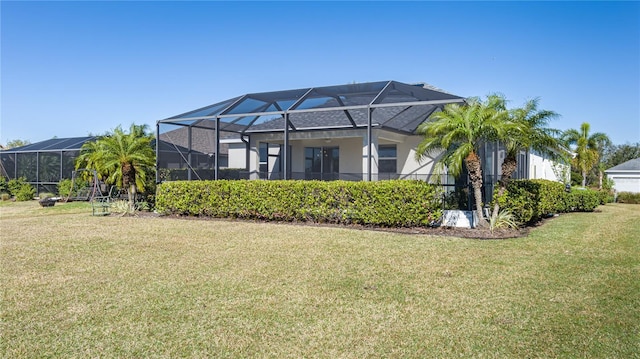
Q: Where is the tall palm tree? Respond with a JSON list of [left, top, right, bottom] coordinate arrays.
[[562, 122, 610, 187], [76, 124, 155, 209], [415, 95, 510, 227], [491, 98, 563, 222]]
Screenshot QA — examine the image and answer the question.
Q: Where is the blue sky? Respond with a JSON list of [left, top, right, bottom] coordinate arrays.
[[1, 1, 639, 145]]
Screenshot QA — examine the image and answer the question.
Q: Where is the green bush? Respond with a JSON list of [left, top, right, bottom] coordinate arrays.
[[494, 179, 603, 225], [0, 177, 9, 195], [596, 189, 614, 204], [8, 178, 27, 196], [492, 181, 539, 224], [57, 179, 73, 198], [156, 180, 442, 227], [617, 192, 640, 204], [7, 178, 35, 201], [565, 189, 601, 212], [14, 184, 35, 201]]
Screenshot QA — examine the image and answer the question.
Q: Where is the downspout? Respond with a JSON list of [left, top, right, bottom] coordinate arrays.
[[214, 117, 220, 180], [241, 134, 250, 176], [367, 106, 372, 181], [59, 151, 63, 184], [187, 125, 192, 181], [283, 113, 289, 180], [155, 123, 160, 183], [36, 151, 40, 191]]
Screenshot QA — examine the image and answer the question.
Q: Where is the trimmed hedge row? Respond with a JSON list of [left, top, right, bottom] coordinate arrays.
[[156, 180, 443, 227], [493, 179, 603, 224]]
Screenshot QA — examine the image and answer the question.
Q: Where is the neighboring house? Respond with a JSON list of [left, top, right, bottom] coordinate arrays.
[[605, 158, 640, 193], [0, 136, 97, 194]]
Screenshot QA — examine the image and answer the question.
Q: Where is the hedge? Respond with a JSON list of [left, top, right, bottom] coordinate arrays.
[[156, 180, 442, 227], [616, 192, 640, 204], [493, 179, 603, 224]]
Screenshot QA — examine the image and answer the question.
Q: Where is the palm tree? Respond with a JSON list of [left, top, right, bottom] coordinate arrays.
[[76, 124, 155, 209], [490, 98, 563, 222], [562, 122, 610, 187], [415, 95, 510, 227]]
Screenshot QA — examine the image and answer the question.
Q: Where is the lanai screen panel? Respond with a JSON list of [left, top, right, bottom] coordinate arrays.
[[1, 153, 16, 178], [17, 153, 37, 181], [38, 152, 61, 183]]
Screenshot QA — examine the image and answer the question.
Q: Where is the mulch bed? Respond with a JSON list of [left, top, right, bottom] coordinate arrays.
[[131, 211, 538, 239]]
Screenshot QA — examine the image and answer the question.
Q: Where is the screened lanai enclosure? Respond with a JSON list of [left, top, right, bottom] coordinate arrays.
[[157, 80, 466, 182], [0, 136, 96, 193]]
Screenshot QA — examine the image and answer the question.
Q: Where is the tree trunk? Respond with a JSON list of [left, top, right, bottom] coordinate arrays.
[[122, 163, 136, 211], [465, 151, 486, 227], [490, 155, 517, 224], [582, 170, 587, 187], [129, 184, 137, 211], [598, 170, 603, 190]]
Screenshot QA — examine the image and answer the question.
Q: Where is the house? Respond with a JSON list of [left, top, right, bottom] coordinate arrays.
[[0, 80, 566, 200], [157, 80, 466, 183], [156, 80, 565, 199], [605, 158, 640, 193], [0, 136, 97, 194]]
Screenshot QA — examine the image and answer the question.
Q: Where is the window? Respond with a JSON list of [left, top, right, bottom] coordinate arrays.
[[259, 142, 268, 177], [378, 145, 397, 173]]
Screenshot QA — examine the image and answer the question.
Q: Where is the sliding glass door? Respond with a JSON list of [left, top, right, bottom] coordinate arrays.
[[305, 147, 339, 180]]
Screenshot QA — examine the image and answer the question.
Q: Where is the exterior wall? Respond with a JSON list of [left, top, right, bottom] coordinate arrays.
[[250, 129, 370, 180], [393, 135, 440, 180], [606, 171, 640, 193], [528, 150, 567, 182], [236, 130, 569, 186], [226, 142, 246, 169], [248, 129, 432, 181]]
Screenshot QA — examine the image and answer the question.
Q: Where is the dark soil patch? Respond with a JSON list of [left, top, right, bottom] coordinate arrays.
[[135, 211, 534, 239]]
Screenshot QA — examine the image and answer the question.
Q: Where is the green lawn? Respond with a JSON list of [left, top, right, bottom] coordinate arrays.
[[1, 201, 638, 358]]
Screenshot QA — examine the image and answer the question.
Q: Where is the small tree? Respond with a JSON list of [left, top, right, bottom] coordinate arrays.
[[415, 95, 511, 227], [491, 98, 563, 223], [563, 122, 610, 187], [76, 124, 155, 210], [3, 139, 31, 149]]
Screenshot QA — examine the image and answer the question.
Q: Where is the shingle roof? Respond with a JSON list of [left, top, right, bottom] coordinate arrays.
[[605, 158, 640, 172]]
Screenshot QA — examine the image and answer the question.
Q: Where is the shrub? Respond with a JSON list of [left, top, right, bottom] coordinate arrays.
[[1, 193, 10, 201], [596, 189, 614, 204], [57, 179, 73, 198], [564, 189, 600, 212], [489, 209, 519, 231], [14, 184, 35, 201], [617, 192, 640, 204], [110, 200, 136, 216], [0, 177, 9, 195], [7, 178, 35, 201], [494, 179, 603, 225], [8, 178, 27, 196], [156, 180, 442, 227], [492, 180, 540, 224]]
